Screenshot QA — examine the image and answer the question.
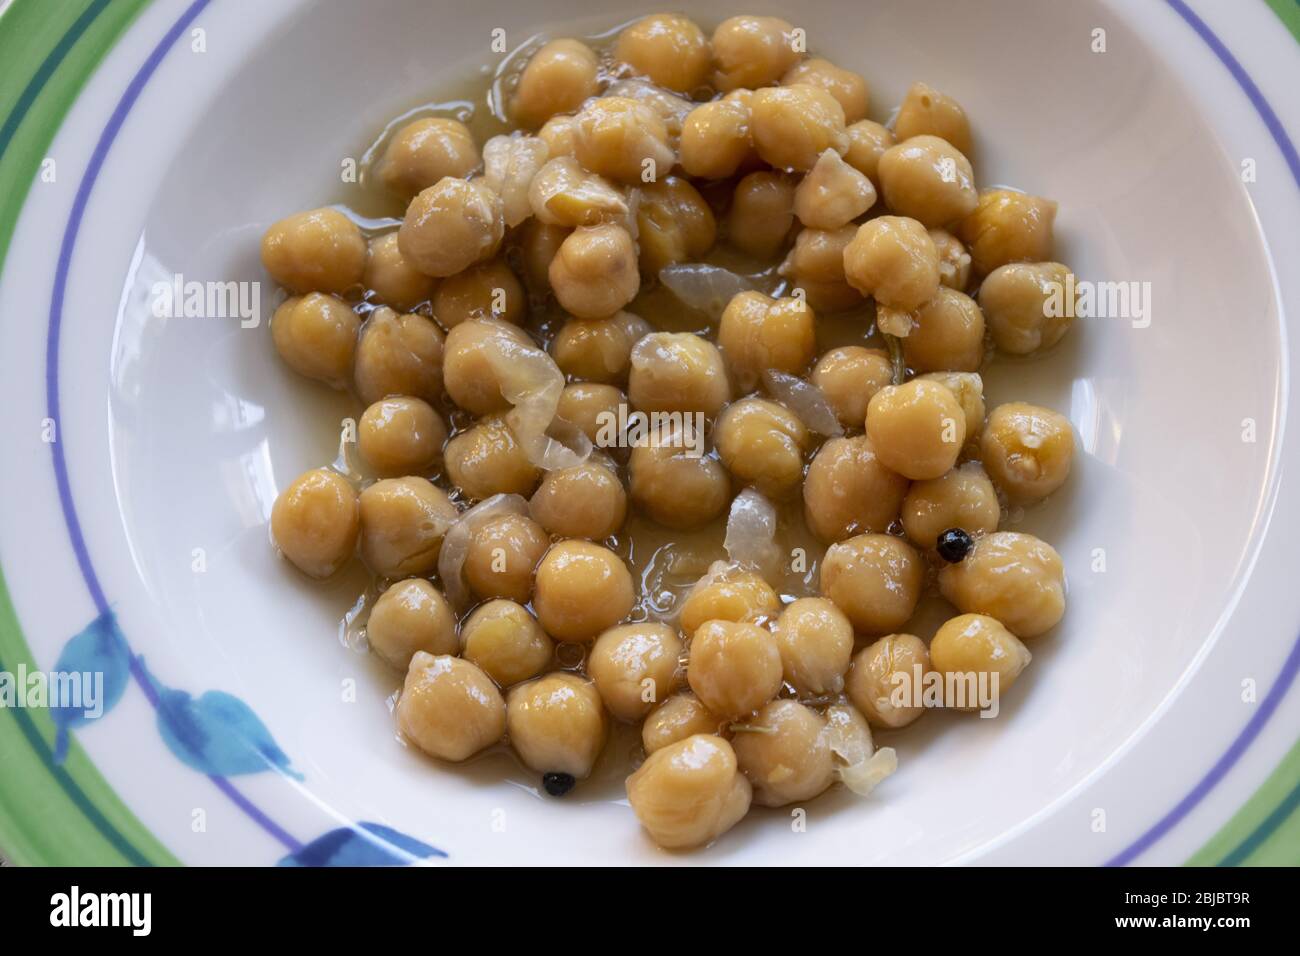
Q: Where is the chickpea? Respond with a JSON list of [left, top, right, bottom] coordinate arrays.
[[843, 120, 895, 184], [378, 117, 478, 199], [461, 599, 554, 687], [482, 133, 550, 228], [528, 157, 629, 228], [398, 177, 505, 278], [727, 171, 796, 259], [901, 286, 985, 373], [715, 398, 809, 499], [551, 311, 650, 384], [783, 58, 870, 123], [363, 233, 437, 312], [901, 461, 1000, 549], [517, 219, 571, 294], [572, 97, 675, 185], [866, 379, 966, 480], [441, 318, 535, 417], [938, 532, 1066, 638], [529, 460, 627, 540], [811, 346, 893, 429], [607, 77, 695, 139], [977, 261, 1076, 354], [642, 694, 724, 754], [773, 597, 854, 695], [680, 569, 781, 635], [353, 307, 445, 405], [803, 435, 909, 542], [358, 476, 457, 578], [557, 382, 625, 444], [261, 207, 366, 295], [847, 633, 930, 729], [367, 578, 457, 670], [750, 86, 849, 172], [717, 291, 816, 391], [444, 415, 542, 500], [357, 397, 447, 477], [512, 38, 600, 129], [637, 176, 717, 274], [680, 97, 754, 180], [589, 622, 684, 721], [793, 149, 877, 230], [878, 135, 978, 228], [929, 227, 972, 291], [733, 700, 834, 807], [711, 15, 801, 91], [929, 614, 1032, 706], [957, 188, 1057, 277], [628, 441, 731, 530], [537, 114, 578, 158], [843, 215, 940, 310], [687, 619, 783, 718], [916, 370, 985, 451], [397, 653, 505, 761], [534, 540, 634, 642], [549, 224, 640, 320], [628, 332, 731, 416], [981, 402, 1074, 503], [271, 468, 359, 578], [507, 673, 608, 778], [615, 14, 711, 93], [894, 82, 973, 156], [431, 259, 525, 329], [270, 293, 360, 388], [463, 512, 550, 603], [820, 533, 924, 634], [627, 733, 751, 848], [779, 226, 865, 314]]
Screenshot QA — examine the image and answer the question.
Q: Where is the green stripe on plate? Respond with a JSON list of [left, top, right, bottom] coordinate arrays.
[[1187, 739, 1300, 866], [1263, 0, 1300, 43]]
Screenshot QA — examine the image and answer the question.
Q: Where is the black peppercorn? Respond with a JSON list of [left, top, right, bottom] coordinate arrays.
[[542, 772, 576, 796], [936, 528, 974, 563]]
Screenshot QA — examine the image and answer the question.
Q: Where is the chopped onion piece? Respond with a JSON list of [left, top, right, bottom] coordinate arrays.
[[436, 494, 529, 608], [823, 703, 898, 796], [659, 263, 756, 320], [761, 369, 844, 437], [838, 747, 898, 796], [483, 133, 549, 228], [724, 488, 781, 580]]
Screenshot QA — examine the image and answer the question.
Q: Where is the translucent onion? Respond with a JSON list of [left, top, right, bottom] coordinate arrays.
[[483, 133, 550, 228], [761, 369, 844, 437], [658, 263, 756, 320], [724, 488, 781, 580], [606, 77, 694, 137], [436, 493, 529, 608], [823, 703, 898, 797]]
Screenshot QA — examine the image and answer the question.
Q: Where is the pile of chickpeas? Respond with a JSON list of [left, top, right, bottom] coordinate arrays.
[[263, 12, 1076, 851]]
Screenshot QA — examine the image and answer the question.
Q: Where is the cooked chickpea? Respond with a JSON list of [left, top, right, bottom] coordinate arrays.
[[680, 569, 780, 635], [977, 261, 1075, 354], [444, 415, 542, 500], [357, 397, 446, 477], [715, 398, 808, 499], [572, 96, 675, 185], [261, 207, 366, 295], [793, 148, 877, 230], [378, 117, 478, 199], [463, 512, 550, 603], [866, 379, 966, 480], [627, 733, 751, 848], [929, 227, 972, 290], [981, 402, 1074, 503], [588, 622, 683, 721], [773, 597, 853, 695], [843, 120, 895, 184], [528, 157, 629, 228], [847, 633, 930, 728], [511, 38, 600, 129], [680, 97, 754, 179], [642, 694, 724, 754], [687, 619, 783, 718], [783, 58, 869, 123], [353, 307, 445, 405], [556, 382, 625, 443], [431, 259, 525, 329], [628, 332, 731, 416], [534, 540, 634, 642], [727, 170, 797, 259], [517, 219, 571, 295], [957, 188, 1056, 277], [628, 441, 731, 530], [811, 346, 893, 428], [398, 177, 505, 278], [711, 15, 800, 91], [441, 318, 534, 417], [901, 461, 1000, 549], [894, 82, 973, 156], [637, 176, 717, 274], [820, 533, 924, 634], [938, 531, 1066, 638], [363, 232, 437, 312], [537, 114, 578, 158], [779, 225, 865, 313], [929, 613, 1032, 706], [397, 653, 506, 761], [529, 461, 627, 540], [367, 578, 457, 669], [507, 673, 608, 778], [551, 311, 650, 383], [270, 293, 360, 388], [717, 291, 816, 391], [878, 135, 978, 228], [803, 435, 909, 542], [461, 599, 554, 687], [548, 223, 640, 320], [358, 476, 457, 578], [615, 13, 711, 93], [750, 85, 849, 172], [482, 133, 550, 228], [843, 215, 940, 310], [916, 370, 985, 450], [901, 286, 985, 373], [733, 700, 833, 807], [271, 468, 359, 578]]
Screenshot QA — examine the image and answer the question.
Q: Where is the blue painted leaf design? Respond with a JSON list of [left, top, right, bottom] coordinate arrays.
[[277, 822, 446, 867], [137, 659, 302, 780], [50, 610, 132, 764]]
